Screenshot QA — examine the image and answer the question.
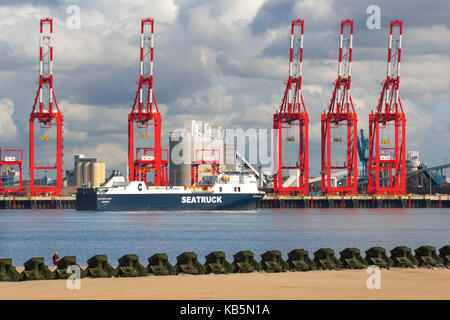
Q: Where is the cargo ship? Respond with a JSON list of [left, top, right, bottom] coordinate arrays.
[[76, 171, 265, 211]]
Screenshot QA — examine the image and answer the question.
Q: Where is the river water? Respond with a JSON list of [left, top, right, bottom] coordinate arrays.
[[0, 208, 449, 266]]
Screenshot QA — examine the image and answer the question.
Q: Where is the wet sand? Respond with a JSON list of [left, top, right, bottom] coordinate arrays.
[[1, 268, 449, 300]]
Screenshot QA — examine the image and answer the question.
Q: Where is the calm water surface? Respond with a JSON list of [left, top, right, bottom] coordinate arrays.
[[0, 208, 449, 266]]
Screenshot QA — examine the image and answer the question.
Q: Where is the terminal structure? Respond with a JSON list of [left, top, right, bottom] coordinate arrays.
[[2, 17, 444, 204]]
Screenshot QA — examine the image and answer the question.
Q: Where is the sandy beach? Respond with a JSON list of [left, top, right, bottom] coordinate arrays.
[[1, 268, 449, 300]]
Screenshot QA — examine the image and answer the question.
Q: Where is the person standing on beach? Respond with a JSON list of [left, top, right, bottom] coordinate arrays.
[[52, 251, 59, 265]]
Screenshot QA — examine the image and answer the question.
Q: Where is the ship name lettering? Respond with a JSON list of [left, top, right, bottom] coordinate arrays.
[[181, 196, 222, 204]]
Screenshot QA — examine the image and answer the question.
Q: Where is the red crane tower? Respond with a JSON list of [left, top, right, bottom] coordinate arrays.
[[368, 20, 406, 195], [128, 19, 168, 186], [273, 19, 309, 195], [29, 18, 63, 196], [321, 20, 357, 195]]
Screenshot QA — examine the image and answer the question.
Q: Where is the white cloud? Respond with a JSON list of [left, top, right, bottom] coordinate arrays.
[[63, 128, 88, 142], [61, 100, 128, 131], [171, 85, 234, 117], [71, 141, 127, 170], [294, 0, 335, 22], [0, 98, 17, 139], [216, 0, 267, 27], [401, 54, 450, 104], [402, 99, 433, 139], [406, 25, 450, 48], [116, 0, 179, 23]]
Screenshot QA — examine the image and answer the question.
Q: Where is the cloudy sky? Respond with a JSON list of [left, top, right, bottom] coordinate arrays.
[[0, 0, 449, 179]]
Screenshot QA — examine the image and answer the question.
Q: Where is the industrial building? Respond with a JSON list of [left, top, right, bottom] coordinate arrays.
[[169, 120, 236, 186], [406, 151, 449, 194], [66, 154, 106, 188]]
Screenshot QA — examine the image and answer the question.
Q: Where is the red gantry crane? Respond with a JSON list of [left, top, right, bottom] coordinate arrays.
[[128, 19, 168, 186], [0, 149, 24, 194], [273, 19, 309, 195], [368, 20, 406, 195], [191, 149, 220, 186], [321, 20, 357, 195], [29, 18, 63, 196]]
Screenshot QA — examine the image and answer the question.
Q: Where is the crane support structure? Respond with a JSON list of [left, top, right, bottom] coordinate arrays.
[[321, 20, 358, 195], [29, 18, 63, 196], [368, 20, 406, 195], [128, 19, 168, 186], [191, 149, 220, 186], [0, 149, 24, 194], [273, 19, 309, 195]]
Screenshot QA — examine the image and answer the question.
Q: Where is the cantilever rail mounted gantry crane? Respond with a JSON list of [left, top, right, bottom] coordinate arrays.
[[128, 19, 168, 186], [321, 20, 358, 195], [368, 20, 406, 195], [29, 18, 64, 196], [273, 19, 309, 195]]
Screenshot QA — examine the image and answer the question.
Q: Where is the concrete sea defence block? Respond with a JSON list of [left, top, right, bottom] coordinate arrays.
[[0, 258, 21, 282], [204, 251, 232, 274], [22, 257, 54, 280], [231, 251, 261, 273], [313, 248, 342, 270], [439, 245, 450, 268], [286, 249, 316, 271], [414, 246, 444, 268], [54, 256, 86, 279], [339, 248, 368, 269], [175, 252, 205, 275], [365, 247, 393, 269], [116, 254, 148, 277], [390, 246, 418, 268], [260, 250, 288, 273], [85, 254, 117, 278], [147, 253, 176, 276]]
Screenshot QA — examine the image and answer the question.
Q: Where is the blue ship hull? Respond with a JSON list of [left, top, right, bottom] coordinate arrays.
[[76, 188, 264, 211]]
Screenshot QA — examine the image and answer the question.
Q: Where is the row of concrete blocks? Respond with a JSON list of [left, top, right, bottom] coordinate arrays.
[[1, 245, 449, 282]]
